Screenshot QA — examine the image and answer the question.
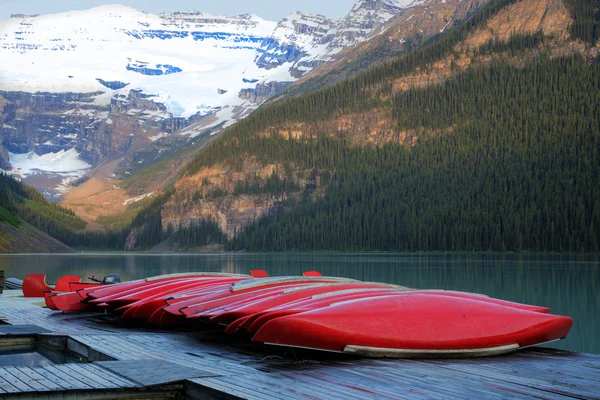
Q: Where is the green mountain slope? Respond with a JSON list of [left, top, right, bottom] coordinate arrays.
[[0, 173, 128, 252], [230, 56, 600, 252], [157, 0, 599, 253], [0, 173, 75, 253], [6, 0, 597, 253]]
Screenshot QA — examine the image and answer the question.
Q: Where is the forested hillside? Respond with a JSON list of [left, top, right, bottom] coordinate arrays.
[[229, 56, 600, 252], [164, 0, 600, 253], [0, 173, 129, 251], [0, 173, 75, 252], [3, 0, 598, 253]]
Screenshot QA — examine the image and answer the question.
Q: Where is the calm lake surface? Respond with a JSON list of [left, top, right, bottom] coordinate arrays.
[[1, 253, 598, 354]]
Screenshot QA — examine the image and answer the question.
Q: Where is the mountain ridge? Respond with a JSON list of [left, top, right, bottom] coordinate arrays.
[[0, 0, 422, 201], [1, 0, 599, 253]]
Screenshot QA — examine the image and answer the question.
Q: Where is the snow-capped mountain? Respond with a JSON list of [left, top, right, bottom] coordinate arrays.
[[0, 2, 420, 117], [0, 1, 423, 196]]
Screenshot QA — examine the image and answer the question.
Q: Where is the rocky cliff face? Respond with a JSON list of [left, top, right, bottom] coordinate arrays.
[[161, 161, 310, 238], [391, 0, 595, 94], [284, 0, 495, 94]]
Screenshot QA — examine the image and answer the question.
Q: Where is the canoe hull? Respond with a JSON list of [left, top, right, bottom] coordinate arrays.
[[253, 294, 573, 357], [22, 274, 53, 298]]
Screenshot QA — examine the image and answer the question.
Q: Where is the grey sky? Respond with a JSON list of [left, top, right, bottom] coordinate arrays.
[[0, 0, 358, 21]]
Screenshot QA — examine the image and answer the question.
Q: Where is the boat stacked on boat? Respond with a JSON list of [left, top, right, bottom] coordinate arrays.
[[34, 271, 573, 358]]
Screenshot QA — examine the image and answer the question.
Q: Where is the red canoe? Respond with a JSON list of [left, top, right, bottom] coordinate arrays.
[[179, 277, 358, 318], [118, 277, 249, 319], [22, 274, 82, 297], [240, 287, 408, 334], [88, 275, 249, 306], [51, 291, 93, 312], [210, 282, 402, 326], [44, 291, 59, 310], [162, 276, 356, 317], [237, 288, 551, 335], [81, 273, 249, 301], [252, 293, 573, 358]]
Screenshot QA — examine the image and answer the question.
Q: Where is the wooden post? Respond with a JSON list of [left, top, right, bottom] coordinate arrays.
[[0, 270, 4, 294]]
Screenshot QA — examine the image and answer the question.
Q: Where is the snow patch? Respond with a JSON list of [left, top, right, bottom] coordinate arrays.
[[123, 192, 154, 206], [148, 132, 169, 141], [8, 148, 91, 175]]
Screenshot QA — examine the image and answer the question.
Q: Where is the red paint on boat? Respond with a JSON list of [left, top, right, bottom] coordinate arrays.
[[182, 283, 325, 319], [242, 289, 551, 334], [69, 282, 102, 292], [83, 273, 248, 301], [209, 283, 397, 325], [119, 278, 247, 319], [52, 291, 92, 312], [225, 315, 253, 334], [250, 270, 269, 278], [55, 276, 81, 292], [245, 288, 404, 333], [22, 274, 53, 298], [44, 291, 59, 310], [302, 271, 322, 276], [252, 294, 573, 353]]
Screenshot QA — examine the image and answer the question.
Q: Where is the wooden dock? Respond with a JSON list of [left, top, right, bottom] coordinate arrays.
[[0, 295, 598, 399]]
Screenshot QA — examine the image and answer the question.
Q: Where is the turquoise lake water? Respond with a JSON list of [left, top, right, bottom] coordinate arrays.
[[0, 253, 597, 354]]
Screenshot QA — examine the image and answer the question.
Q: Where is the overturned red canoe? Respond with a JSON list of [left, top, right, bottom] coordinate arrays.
[[82, 273, 249, 301], [161, 276, 356, 317], [118, 277, 249, 319], [241, 287, 409, 334], [211, 282, 403, 326], [253, 293, 573, 358], [237, 288, 551, 335], [179, 277, 359, 318]]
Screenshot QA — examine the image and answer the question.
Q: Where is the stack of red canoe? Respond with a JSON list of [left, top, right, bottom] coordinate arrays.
[[41, 271, 573, 358]]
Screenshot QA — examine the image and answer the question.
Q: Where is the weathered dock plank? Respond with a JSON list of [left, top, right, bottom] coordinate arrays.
[[0, 324, 52, 335], [0, 304, 598, 399], [0, 375, 19, 394], [77, 363, 137, 388], [3, 366, 50, 392], [96, 359, 217, 386]]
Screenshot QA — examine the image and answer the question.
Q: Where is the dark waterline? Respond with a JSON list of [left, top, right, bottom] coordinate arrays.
[[1, 253, 598, 354]]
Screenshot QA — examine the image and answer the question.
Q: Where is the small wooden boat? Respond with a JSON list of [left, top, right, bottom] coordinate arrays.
[[252, 293, 573, 358], [4, 277, 23, 290]]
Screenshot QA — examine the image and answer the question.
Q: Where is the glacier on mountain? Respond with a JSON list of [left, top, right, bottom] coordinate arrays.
[[0, 2, 418, 119], [0, 1, 425, 192]]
